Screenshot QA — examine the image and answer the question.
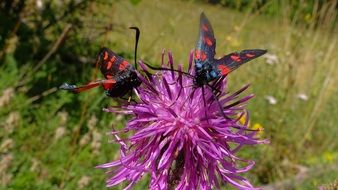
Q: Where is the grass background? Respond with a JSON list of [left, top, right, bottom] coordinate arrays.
[[0, 0, 337, 189]]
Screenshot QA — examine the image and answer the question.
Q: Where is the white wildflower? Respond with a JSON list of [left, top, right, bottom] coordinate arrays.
[[54, 127, 67, 141], [0, 88, 14, 107], [4, 112, 20, 134], [87, 115, 97, 131], [78, 176, 91, 189], [297, 93, 309, 101], [91, 130, 102, 155], [30, 158, 40, 172], [57, 111, 68, 126], [265, 95, 277, 105], [80, 133, 91, 147], [0, 139, 14, 153], [263, 53, 279, 65], [36, 0, 43, 10]]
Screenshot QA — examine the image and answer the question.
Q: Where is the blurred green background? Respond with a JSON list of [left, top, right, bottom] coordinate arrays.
[[0, 0, 337, 189]]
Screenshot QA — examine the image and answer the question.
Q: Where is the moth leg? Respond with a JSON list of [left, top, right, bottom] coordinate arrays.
[[117, 96, 136, 104], [201, 85, 209, 123], [121, 90, 137, 103], [128, 89, 137, 103], [206, 83, 221, 97], [210, 88, 230, 120]]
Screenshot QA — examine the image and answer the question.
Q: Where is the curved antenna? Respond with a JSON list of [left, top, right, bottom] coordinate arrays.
[[142, 61, 194, 78], [129, 26, 140, 70]]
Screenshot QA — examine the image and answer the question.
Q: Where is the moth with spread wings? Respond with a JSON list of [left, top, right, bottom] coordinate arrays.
[[144, 13, 267, 88], [60, 47, 141, 98], [193, 13, 267, 87]]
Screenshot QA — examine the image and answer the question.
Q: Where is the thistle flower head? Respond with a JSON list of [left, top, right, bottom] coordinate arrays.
[[97, 50, 268, 190]]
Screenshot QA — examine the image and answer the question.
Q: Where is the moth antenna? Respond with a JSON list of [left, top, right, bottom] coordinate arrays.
[[129, 26, 140, 70], [143, 62, 194, 78]]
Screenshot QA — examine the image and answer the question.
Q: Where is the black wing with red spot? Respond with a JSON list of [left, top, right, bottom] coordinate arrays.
[[195, 13, 266, 77], [195, 12, 216, 63], [98, 47, 132, 79], [216, 49, 267, 75]]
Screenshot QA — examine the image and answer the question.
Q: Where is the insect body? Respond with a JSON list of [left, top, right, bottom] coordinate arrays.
[[193, 13, 267, 87], [144, 13, 266, 88], [60, 27, 142, 99], [133, 13, 266, 121], [60, 47, 141, 98]]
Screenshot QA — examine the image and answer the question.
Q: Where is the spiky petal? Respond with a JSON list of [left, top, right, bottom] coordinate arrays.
[[97, 50, 269, 190]]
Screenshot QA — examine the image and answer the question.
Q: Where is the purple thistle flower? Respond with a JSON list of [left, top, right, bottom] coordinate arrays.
[[97, 50, 269, 190]]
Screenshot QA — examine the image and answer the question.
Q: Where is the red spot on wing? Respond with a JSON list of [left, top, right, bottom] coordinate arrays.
[[119, 60, 129, 71], [103, 51, 109, 61], [218, 65, 231, 75], [204, 36, 213, 46], [245, 53, 255, 58], [195, 50, 207, 61], [230, 55, 241, 62], [106, 75, 113, 79], [202, 24, 209, 31], [201, 51, 207, 61], [102, 79, 116, 90], [195, 50, 201, 60], [106, 61, 113, 70], [110, 56, 116, 63]]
